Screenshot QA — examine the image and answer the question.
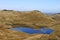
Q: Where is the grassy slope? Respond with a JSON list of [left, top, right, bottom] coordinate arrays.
[[0, 10, 55, 29], [50, 13, 60, 22], [23, 13, 60, 40], [0, 10, 59, 40], [48, 14, 60, 39]]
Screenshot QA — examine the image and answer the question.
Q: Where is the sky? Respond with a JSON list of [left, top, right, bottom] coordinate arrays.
[[0, 0, 60, 13]]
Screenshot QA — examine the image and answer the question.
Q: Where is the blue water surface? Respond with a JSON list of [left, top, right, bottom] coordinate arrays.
[[11, 27, 54, 34]]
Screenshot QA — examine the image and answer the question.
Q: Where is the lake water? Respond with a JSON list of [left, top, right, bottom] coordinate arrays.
[[11, 27, 54, 34]]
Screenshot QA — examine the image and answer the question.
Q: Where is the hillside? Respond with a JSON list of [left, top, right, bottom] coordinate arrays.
[[49, 13, 60, 39], [0, 10, 55, 29], [0, 10, 57, 40], [50, 13, 60, 22], [49, 23, 60, 39]]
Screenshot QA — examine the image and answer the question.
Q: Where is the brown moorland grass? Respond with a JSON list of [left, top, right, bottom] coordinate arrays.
[[0, 10, 58, 40], [0, 10, 55, 29]]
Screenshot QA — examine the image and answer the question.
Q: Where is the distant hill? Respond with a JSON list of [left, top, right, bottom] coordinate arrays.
[[0, 10, 55, 29]]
